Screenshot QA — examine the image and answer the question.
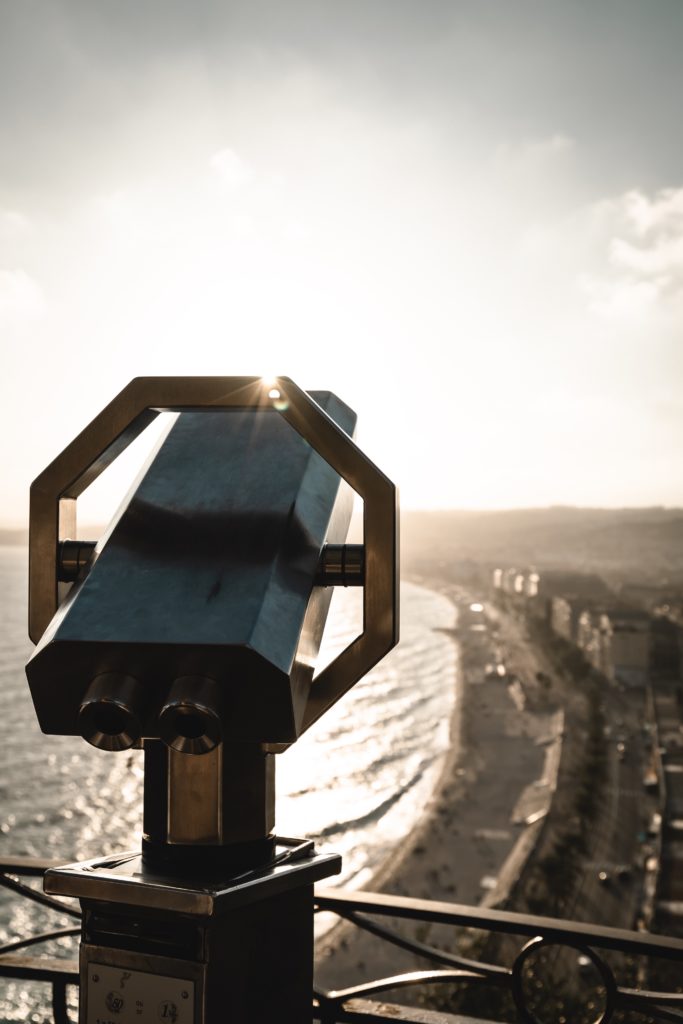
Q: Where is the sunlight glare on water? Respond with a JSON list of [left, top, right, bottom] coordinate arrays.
[[279, 582, 457, 886]]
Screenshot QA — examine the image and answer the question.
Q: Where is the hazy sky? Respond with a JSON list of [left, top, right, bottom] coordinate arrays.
[[2, 0, 683, 526]]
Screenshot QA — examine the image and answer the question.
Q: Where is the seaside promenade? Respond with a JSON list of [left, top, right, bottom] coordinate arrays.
[[316, 582, 562, 988], [316, 577, 654, 1005]]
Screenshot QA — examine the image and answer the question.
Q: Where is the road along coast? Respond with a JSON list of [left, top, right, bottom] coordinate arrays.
[[315, 581, 564, 990]]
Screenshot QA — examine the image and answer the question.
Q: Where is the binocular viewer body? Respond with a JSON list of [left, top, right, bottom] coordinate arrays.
[[26, 391, 356, 752], [26, 376, 398, 872], [29, 378, 398, 1022]]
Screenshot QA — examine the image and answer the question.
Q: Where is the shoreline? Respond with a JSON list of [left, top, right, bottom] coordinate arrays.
[[350, 593, 468, 900], [315, 577, 562, 986]]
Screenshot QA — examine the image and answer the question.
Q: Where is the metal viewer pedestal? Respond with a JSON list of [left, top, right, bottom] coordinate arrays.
[[26, 378, 399, 1024], [46, 841, 340, 1023]]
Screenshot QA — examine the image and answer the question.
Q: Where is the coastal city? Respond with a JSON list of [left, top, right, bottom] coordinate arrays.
[[3, 2, 683, 1020], [4, 506, 683, 1020], [320, 505, 683, 1019], [317, 527, 683, 1017]]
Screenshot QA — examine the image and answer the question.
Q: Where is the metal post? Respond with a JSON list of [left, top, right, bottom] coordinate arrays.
[[47, 840, 340, 1023]]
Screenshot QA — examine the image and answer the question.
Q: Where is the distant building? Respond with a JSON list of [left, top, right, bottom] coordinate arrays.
[[492, 567, 543, 611], [526, 572, 540, 598], [527, 570, 609, 623], [577, 608, 607, 672], [650, 616, 682, 682], [601, 608, 651, 686], [492, 567, 521, 595], [513, 572, 526, 595], [494, 563, 651, 685], [551, 595, 583, 643]]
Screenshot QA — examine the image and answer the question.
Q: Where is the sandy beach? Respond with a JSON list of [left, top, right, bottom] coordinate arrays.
[[315, 579, 564, 992]]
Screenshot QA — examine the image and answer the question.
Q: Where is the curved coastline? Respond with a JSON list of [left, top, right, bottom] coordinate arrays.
[[345, 609, 466, 900], [315, 577, 563, 984]]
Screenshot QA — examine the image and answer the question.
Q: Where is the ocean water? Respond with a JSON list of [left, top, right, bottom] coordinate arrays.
[[0, 546, 457, 1021]]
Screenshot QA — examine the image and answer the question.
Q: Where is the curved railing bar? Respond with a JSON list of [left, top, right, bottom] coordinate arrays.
[[315, 888, 683, 961], [619, 987, 683, 1008], [0, 857, 59, 877], [623, 1005, 683, 1024], [510, 935, 618, 1024], [618, 987, 683, 1022], [317, 894, 683, 1023], [321, 905, 508, 979], [0, 873, 81, 920], [0, 926, 81, 955], [316, 967, 490, 1005]]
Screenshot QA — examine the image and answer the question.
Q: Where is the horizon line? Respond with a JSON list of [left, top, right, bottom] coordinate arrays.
[[1, 502, 682, 536]]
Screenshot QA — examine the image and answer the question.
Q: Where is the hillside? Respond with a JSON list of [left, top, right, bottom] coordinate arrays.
[[401, 507, 683, 584]]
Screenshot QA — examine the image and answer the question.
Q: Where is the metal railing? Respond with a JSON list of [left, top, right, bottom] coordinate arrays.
[[2, 857, 683, 1023], [0, 858, 79, 1024], [313, 889, 683, 1022]]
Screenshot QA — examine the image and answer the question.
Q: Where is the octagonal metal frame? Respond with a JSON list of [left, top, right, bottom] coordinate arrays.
[[29, 376, 399, 736]]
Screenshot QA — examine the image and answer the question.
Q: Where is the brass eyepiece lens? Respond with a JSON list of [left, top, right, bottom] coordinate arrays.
[[158, 676, 222, 755], [78, 673, 144, 752]]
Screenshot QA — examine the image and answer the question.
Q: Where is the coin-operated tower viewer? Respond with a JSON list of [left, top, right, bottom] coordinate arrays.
[[25, 377, 399, 1024]]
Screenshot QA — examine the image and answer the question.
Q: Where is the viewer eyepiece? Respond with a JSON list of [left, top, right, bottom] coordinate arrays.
[[158, 676, 223, 755], [78, 673, 144, 751]]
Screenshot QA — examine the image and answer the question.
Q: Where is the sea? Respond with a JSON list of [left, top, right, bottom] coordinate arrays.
[[0, 545, 458, 1021]]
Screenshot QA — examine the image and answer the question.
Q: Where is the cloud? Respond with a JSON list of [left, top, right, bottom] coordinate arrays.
[[621, 188, 683, 237], [579, 186, 683, 321], [608, 189, 683, 294], [0, 269, 44, 325]]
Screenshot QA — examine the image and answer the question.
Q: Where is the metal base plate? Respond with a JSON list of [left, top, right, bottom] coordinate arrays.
[[45, 837, 341, 916]]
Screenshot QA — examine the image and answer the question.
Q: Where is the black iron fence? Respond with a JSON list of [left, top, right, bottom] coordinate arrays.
[[2, 857, 683, 1023], [0, 858, 79, 1024], [313, 888, 683, 1022]]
